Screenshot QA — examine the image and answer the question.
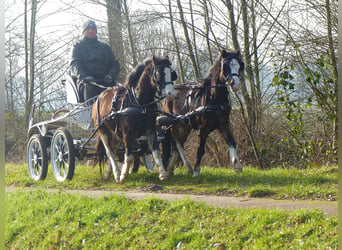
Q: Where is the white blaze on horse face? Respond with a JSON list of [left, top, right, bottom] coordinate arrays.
[[229, 58, 241, 92], [163, 67, 176, 101]]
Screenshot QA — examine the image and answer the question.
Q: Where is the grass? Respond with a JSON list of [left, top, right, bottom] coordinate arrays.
[[5, 163, 337, 201], [6, 189, 337, 249]]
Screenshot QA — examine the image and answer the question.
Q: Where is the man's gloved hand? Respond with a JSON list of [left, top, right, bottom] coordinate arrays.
[[83, 76, 95, 83], [104, 74, 113, 84]]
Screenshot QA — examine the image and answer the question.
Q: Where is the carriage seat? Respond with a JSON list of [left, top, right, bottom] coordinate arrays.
[[61, 75, 84, 104]]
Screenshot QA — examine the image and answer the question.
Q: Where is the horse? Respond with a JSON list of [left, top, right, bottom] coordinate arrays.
[[92, 55, 177, 184], [162, 49, 244, 177]]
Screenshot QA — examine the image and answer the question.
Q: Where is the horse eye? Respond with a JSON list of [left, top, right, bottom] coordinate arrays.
[[155, 71, 161, 81]]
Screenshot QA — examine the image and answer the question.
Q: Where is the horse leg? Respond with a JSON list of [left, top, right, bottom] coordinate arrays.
[[220, 128, 243, 173], [166, 141, 177, 176], [193, 129, 209, 177], [100, 134, 121, 183], [120, 137, 134, 184], [161, 129, 173, 174], [147, 131, 168, 180], [175, 140, 193, 175]]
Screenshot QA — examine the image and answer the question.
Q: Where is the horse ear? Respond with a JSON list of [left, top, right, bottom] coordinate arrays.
[[171, 70, 178, 81], [236, 50, 245, 71], [240, 61, 245, 72], [236, 49, 241, 57], [152, 55, 156, 65], [165, 55, 169, 61], [221, 49, 227, 57]]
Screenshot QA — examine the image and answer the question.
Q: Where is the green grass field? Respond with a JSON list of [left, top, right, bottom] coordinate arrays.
[[6, 163, 337, 201], [5, 164, 338, 249], [6, 189, 337, 249]]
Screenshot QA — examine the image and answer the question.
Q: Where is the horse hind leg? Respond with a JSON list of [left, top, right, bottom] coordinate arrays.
[[152, 150, 168, 180], [175, 140, 193, 175], [229, 145, 243, 173], [193, 129, 209, 177], [221, 128, 243, 173], [100, 134, 121, 183]]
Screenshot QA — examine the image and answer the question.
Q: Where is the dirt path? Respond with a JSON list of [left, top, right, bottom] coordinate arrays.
[[6, 187, 337, 216]]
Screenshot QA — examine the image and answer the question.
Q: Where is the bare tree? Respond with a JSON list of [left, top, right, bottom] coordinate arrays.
[[176, 0, 200, 79]]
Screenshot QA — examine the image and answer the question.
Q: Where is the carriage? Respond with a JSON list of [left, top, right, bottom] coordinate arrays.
[[26, 76, 167, 182], [26, 57, 180, 183], [27, 51, 244, 183]]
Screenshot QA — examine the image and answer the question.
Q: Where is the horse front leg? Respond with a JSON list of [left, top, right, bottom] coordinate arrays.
[[193, 129, 209, 177], [220, 127, 243, 173], [147, 130, 168, 180], [100, 134, 121, 183], [119, 136, 134, 184]]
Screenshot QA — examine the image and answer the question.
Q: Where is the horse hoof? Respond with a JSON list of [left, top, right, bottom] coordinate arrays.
[[103, 174, 110, 182], [186, 167, 194, 175], [193, 171, 200, 177], [234, 162, 243, 174], [159, 174, 168, 181], [234, 168, 243, 174], [166, 171, 174, 177], [146, 168, 155, 173]]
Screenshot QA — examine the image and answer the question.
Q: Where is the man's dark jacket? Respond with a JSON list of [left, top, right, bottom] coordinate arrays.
[[69, 36, 120, 83]]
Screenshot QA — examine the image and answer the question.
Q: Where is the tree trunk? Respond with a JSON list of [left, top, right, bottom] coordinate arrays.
[[324, 0, 338, 148], [189, 0, 201, 73], [241, 0, 257, 128], [168, 0, 185, 83], [25, 0, 37, 127], [202, 0, 213, 65], [122, 0, 137, 67], [251, 0, 262, 127], [106, 0, 126, 81], [24, 0, 29, 126], [176, 0, 200, 79]]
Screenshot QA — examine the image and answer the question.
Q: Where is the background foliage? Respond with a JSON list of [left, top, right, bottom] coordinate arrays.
[[5, 0, 338, 168]]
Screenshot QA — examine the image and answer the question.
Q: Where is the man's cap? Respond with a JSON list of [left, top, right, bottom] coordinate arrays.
[[82, 20, 97, 33]]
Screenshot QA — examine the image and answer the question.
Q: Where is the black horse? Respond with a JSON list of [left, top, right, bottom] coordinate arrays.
[[93, 55, 177, 183], [163, 49, 245, 176]]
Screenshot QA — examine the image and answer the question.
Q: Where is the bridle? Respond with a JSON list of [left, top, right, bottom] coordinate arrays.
[[221, 57, 241, 86], [151, 63, 177, 96]]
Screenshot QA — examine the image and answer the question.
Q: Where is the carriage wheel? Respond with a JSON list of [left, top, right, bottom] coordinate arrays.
[[27, 134, 48, 181], [51, 128, 75, 181]]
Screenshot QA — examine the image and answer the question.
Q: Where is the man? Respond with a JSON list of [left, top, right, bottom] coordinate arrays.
[[68, 20, 120, 103]]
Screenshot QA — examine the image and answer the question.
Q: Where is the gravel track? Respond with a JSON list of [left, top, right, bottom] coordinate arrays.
[[6, 187, 337, 216]]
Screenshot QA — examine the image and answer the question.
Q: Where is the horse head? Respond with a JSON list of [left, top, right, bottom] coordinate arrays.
[[151, 55, 177, 101], [220, 49, 245, 92]]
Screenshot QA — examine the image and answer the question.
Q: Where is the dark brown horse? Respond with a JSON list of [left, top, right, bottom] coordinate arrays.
[[163, 49, 244, 176], [92, 55, 177, 183]]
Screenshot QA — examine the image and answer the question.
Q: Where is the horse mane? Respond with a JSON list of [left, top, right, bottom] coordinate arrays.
[[125, 58, 152, 88], [124, 56, 172, 89], [203, 50, 241, 82], [195, 49, 240, 98]]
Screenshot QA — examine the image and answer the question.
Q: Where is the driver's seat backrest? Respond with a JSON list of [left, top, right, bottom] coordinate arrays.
[[62, 75, 84, 104]]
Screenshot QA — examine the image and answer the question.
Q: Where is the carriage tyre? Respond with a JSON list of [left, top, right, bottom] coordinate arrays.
[[51, 128, 75, 181], [27, 134, 48, 181]]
